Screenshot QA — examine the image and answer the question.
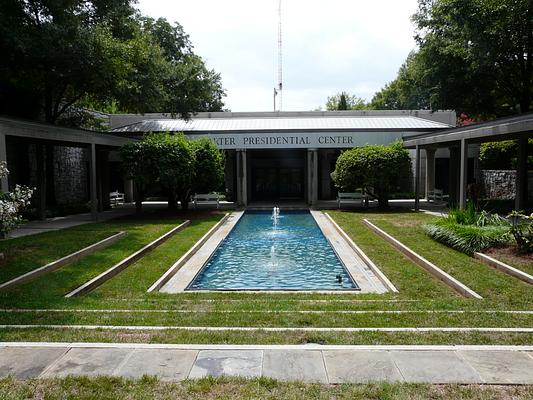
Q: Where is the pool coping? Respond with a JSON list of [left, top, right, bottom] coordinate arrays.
[[160, 209, 391, 294]]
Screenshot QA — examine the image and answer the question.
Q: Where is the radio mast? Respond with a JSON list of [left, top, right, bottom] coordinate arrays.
[[274, 0, 283, 111]]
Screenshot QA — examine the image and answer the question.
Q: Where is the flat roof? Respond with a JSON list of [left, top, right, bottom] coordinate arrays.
[[403, 112, 533, 148], [112, 115, 452, 134]]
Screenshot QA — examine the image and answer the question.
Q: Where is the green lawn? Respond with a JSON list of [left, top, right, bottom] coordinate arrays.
[[0, 209, 530, 345], [0, 376, 531, 400]]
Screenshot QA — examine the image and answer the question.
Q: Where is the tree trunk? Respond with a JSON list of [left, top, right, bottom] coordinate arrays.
[[135, 186, 143, 214], [378, 196, 389, 209], [180, 191, 190, 211], [167, 189, 177, 211]]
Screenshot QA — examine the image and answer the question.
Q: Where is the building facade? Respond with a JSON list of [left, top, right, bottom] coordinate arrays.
[[111, 110, 456, 205]]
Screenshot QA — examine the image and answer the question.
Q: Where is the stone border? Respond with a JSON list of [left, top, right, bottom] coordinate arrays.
[[324, 213, 398, 293], [65, 221, 191, 298], [0, 324, 531, 333], [2, 342, 532, 351], [363, 219, 482, 299], [474, 252, 533, 285], [0, 232, 127, 291], [147, 214, 231, 292]]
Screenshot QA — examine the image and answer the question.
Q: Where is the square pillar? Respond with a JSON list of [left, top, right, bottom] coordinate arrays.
[[425, 148, 436, 199], [89, 143, 98, 221], [307, 149, 318, 206], [0, 131, 8, 191], [515, 136, 528, 210], [414, 145, 421, 211], [236, 150, 247, 207], [124, 179, 134, 203], [459, 139, 468, 209]]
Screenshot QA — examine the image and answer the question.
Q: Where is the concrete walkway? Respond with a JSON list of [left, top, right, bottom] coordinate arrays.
[[8, 206, 135, 238], [1, 343, 532, 384]]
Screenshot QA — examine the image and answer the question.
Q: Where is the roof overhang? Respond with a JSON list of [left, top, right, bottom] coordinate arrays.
[[403, 112, 533, 149]]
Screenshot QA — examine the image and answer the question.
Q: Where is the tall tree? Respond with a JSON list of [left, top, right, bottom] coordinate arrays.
[[412, 0, 533, 116], [0, 1, 226, 125], [326, 92, 368, 111]]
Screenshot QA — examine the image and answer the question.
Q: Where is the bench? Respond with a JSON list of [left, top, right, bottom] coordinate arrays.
[[427, 188, 449, 202], [193, 193, 220, 209], [109, 191, 125, 206], [337, 192, 367, 208]]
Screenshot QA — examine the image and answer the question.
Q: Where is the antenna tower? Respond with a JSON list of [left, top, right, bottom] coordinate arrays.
[[276, 0, 283, 111]]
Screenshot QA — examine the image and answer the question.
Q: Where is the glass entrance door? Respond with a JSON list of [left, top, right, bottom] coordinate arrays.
[[252, 167, 304, 201]]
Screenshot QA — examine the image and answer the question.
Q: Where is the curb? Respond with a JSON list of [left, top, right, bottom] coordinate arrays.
[[474, 252, 533, 285], [65, 221, 190, 297], [0, 231, 127, 291], [363, 219, 482, 299]]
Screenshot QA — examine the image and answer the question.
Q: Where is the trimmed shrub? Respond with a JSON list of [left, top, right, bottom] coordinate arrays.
[[424, 219, 510, 255]]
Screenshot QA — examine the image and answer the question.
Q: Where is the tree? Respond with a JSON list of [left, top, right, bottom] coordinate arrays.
[[326, 92, 368, 111], [0, 1, 226, 125], [120, 134, 225, 212], [411, 0, 533, 116], [191, 138, 225, 195], [331, 142, 412, 208], [370, 52, 432, 110]]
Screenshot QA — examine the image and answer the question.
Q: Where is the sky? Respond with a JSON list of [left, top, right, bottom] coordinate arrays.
[[136, 0, 420, 112]]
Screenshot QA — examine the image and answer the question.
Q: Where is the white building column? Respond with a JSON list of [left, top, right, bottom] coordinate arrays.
[[0, 131, 8, 191], [89, 143, 98, 221], [414, 145, 421, 211], [459, 139, 468, 209], [425, 148, 436, 199], [307, 149, 318, 207], [236, 149, 247, 207]]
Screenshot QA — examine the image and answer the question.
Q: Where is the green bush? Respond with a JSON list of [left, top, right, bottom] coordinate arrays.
[[331, 141, 412, 208], [508, 211, 533, 254], [424, 204, 510, 254], [424, 219, 510, 255], [479, 139, 533, 170]]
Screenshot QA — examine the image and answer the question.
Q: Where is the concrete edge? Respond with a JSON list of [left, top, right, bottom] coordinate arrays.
[[0, 231, 127, 291], [474, 252, 533, 285], [324, 213, 398, 293], [65, 221, 191, 298], [362, 219, 483, 299], [1, 342, 532, 351], [0, 325, 531, 333], [147, 213, 231, 292]]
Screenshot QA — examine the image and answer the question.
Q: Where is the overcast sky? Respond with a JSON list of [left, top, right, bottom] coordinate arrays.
[[137, 0, 419, 112]]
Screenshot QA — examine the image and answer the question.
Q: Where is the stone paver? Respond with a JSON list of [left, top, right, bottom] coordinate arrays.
[[1, 345, 532, 384], [113, 349, 198, 381], [323, 350, 403, 383], [459, 351, 533, 384], [0, 347, 68, 379], [391, 351, 483, 383], [41, 348, 133, 377], [262, 350, 327, 383], [188, 350, 262, 378]]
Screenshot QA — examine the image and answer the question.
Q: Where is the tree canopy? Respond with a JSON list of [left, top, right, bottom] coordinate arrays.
[[370, 0, 533, 118], [331, 142, 412, 208], [0, 0, 226, 125], [120, 133, 224, 212], [325, 92, 368, 111]]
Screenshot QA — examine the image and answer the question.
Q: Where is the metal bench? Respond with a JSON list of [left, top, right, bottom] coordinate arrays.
[[193, 193, 220, 209], [109, 191, 125, 206], [337, 192, 367, 208], [427, 188, 449, 202]]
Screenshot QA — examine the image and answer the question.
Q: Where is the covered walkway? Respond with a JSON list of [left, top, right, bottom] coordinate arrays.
[[404, 113, 533, 210]]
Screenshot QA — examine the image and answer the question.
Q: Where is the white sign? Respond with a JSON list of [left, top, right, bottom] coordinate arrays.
[[188, 132, 403, 149]]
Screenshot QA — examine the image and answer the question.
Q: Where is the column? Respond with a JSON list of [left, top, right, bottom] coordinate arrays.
[[235, 150, 247, 207], [241, 150, 247, 206], [36, 144, 47, 220], [459, 139, 468, 209], [414, 145, 421, 211], [448, 146, 460, 206], [124, 179, 134, 203], [311, 149, 318, 206], [89, 143, 98, 221], [0, 131, 8, 191], [515, 136, 529, 210], [425, 148, 436, 199]]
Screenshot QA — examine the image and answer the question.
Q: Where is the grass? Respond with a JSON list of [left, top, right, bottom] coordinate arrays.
[[0, 208, 530, 345], [484, 246, 533, 276], [0, 376, 531, 400]]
